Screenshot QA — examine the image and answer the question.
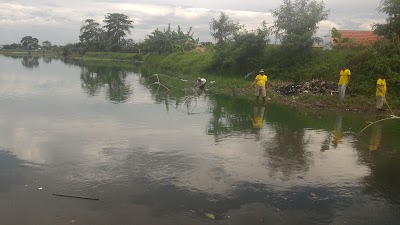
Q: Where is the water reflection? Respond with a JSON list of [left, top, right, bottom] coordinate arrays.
[[251, 106, 266, 129], [0, 149, 30, 192], [251, 106, 266, 142], [42, 57, 52, 64], [369, 123, 382, 152], [80, 64, 132, 103], [207, 96, 254, 140], [21, 56, 39, 68], [196, 88, 205, 96], [359, 122, 400, 205], [332, 115, 343, 148], [1, 55, 400, 224], [264, 124, 310, 179], [321, 115, 344, 151]]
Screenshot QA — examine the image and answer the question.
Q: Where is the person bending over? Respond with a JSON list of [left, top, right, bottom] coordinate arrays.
[[196, 77, 207, 89]]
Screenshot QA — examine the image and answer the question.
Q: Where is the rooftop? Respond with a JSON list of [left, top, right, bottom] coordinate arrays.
[[337, 30, 380, 45]]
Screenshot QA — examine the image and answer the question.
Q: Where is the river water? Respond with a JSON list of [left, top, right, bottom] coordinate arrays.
[[0, 55, 399, 225]]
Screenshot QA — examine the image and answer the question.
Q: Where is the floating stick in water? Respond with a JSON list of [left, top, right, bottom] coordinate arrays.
[[53, 193, 99, 201]]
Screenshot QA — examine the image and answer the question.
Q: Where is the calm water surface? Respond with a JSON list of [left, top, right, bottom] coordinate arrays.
[[0, 55, 400, 225]]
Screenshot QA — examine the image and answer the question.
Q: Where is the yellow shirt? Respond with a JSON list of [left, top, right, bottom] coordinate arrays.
[[376, 78, 387, 96], [252, 116, 264, 128], [338, 69, 351, 85], [255, 74, 268, 87]]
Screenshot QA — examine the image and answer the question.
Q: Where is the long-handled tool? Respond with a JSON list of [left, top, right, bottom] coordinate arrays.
[[384, 95, 395, 116]]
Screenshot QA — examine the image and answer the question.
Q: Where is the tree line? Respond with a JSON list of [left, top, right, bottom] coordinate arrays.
[[1, 1, 328, 54], [2, 0, 399, 74]]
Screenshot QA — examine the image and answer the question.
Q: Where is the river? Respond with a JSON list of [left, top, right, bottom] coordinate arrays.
[[0, 55, 399, 225]]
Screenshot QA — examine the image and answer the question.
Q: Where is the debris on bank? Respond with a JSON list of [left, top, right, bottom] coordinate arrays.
[[273, 79, 339, 96]]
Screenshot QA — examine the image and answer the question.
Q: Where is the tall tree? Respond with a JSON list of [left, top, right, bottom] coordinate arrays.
[[79, 19, 103, 47], [42, 41, 52, 49], [373, 0, 400, 37], [20, 36, 39, 50], [232, 22, 271, 72], [143, 24, 197, 54], [103, 13, 134, 46], [271, 0, 329, 52], [210, 12, 241, 45]]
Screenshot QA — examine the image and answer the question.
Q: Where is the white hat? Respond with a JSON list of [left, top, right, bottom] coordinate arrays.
[[259, 69, 264, 73]]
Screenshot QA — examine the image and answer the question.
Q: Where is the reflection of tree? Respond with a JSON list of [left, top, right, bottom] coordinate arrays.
[[42, 57, 52, 64], [264, 125, 311, 180], [60, 58, 82, 66], [105, 70, 132, 102], [205, 95, 313, 179], [21, 56, 39, 68], [80, 67, 103, 96], [80, 65, 132, 103], [206, 96, 254, 141]]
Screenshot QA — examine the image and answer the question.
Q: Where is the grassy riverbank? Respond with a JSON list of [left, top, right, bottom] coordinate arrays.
[[146, 71, 400, 114], [0, 49, 62, 57], [140, 50, 400, 114]]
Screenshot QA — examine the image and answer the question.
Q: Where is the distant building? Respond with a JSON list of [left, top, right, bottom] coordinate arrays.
[[333, 30, 381, 47], [195, 44, 206, 53]]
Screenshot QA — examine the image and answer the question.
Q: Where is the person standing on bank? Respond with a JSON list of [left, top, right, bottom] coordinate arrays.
[[338, 63, 351, 102], [250, 69, 268, 104], [376, 73, 387, 111], [196, 77, 207, 89]]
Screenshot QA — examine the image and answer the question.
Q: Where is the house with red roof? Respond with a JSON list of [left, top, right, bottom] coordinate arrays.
[[333, 30, 381, 47]]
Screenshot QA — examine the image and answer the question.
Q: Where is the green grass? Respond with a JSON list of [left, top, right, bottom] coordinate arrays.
[[142, 50, 214, 74], [0, 49, 62, 57]]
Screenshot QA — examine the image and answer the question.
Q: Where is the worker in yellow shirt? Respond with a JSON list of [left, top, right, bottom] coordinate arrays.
[[376, 73, 387, 110], [250, 69, 268, 104], [338, 63, 351, 102]]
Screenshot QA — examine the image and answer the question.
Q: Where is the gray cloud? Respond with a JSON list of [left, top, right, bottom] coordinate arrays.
[[0, 0, 385, 45]]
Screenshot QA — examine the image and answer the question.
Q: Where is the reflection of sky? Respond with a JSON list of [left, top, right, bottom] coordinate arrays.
[[1, 55, 399, 223]]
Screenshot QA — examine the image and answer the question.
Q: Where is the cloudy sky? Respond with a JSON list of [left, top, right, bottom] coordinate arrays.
[[0, 0, 385, 45]]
